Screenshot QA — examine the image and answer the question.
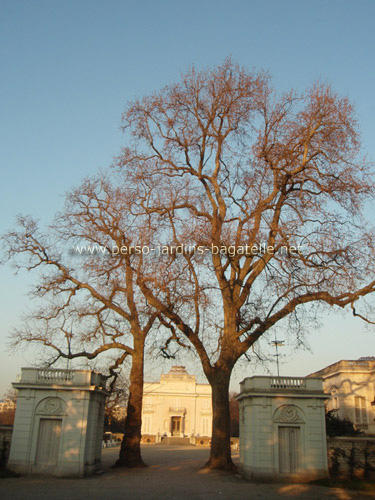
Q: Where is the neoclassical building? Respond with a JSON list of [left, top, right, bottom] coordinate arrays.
[[141, 366, 212, 438], [309, 357, 375, 434]]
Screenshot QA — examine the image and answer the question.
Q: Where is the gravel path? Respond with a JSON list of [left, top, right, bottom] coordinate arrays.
[[0, 445, 373, 500]]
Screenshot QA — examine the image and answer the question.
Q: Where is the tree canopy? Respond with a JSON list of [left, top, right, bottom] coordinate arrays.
[[116, 59, 375, 468]]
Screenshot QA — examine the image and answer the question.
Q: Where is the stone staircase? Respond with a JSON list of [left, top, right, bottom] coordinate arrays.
[[157, 436, 191, 446]]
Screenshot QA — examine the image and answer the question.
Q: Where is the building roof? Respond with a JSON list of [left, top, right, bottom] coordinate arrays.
[[308, 358, 375, 379], [144, 366, 211, 393]]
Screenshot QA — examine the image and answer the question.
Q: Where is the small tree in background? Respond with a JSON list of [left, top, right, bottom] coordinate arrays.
[[229, 392, 239, 438], [0, 388, 17, 426], [104, 368, 128, 433], [325, 410, 362, 438]]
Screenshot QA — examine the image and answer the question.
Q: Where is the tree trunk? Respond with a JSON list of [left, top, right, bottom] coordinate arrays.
[[205, 367, 236, 471], [113, 336, 146, 468]]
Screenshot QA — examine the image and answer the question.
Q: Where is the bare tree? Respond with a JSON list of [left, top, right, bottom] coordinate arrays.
[[117, 59, 375, 469], [2, 176, 163, 468]]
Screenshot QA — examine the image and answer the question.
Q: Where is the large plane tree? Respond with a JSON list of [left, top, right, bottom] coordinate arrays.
[[117, 60, 375, 469]]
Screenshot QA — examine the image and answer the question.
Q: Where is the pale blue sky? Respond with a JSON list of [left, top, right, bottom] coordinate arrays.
[[1, 0, 375, 395]]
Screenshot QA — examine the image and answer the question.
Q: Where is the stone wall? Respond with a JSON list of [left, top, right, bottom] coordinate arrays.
[[0, 425, 13, 467], [327, 437, 375, 480], [141, 434, 156, 444], [195, 437, 211, 447]]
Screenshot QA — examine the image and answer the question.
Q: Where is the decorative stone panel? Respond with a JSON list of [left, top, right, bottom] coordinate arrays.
[[35, 397, 67, 416], [273, 404, 305, 424]]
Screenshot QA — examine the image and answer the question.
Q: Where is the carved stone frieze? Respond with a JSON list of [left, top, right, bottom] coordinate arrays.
[[273, 404, 304, 423], [36, 397, 66, 415]]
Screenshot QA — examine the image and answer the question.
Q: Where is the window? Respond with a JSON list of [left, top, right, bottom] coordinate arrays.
[[143, 396, 153, 413], [354, 396, 367, 424], [143, 415, 152, 434], [202, 417, 209, 436], [330, 386, 339, 410]]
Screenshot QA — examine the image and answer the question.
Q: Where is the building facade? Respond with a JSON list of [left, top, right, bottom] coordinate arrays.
[[141, 366, 212, 438], [309, 358, 375, 434]]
